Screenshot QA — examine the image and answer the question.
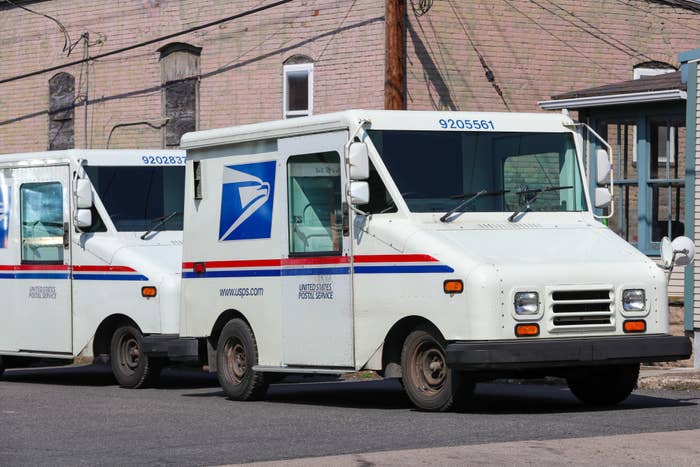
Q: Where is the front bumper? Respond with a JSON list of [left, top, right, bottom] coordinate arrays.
[[445, 335, 691, 370]]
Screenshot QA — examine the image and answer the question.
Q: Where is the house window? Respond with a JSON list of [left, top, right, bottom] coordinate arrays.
[[283, 57, 313, 118], [159, 43, 201, 148], [48, 72, 75, 150]]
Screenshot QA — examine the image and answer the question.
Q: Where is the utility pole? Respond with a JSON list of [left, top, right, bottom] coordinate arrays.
[[385, 0, 405, 110], [83, 32, 89, 148]]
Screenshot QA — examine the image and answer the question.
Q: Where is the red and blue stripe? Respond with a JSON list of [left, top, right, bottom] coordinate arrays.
[[182, 254, 453, 279], [0, 265, 148, 281]]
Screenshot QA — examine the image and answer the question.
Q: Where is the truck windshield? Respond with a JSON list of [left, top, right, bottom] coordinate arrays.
[[85, 166, 185, 231], [366, 130, 586, 214]]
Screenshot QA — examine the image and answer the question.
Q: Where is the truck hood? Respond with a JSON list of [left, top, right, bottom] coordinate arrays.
[[426, 225, 647, 267]]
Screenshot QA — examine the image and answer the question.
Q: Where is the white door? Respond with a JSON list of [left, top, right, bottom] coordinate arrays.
[[279, 131, 354, 368], [8, 166, 72, 354]]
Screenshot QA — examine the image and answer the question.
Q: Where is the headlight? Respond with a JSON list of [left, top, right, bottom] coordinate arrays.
[[514, 292, 539, 314], [622, 289, 645, 311]]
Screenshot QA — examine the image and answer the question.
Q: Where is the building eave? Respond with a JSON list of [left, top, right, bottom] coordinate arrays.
[[538, 89, 687, 110]]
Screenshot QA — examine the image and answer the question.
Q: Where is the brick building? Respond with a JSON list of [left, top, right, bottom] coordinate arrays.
[[2, 1, 700, 152]]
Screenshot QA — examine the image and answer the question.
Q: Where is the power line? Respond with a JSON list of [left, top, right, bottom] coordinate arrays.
[[500, 0, 607, 72], [446, 0, 511, 110], [2, 0, 77, 55], [530, 0, 657, 62], [611, 0, 700, 34], [0, 0, 293, 85]]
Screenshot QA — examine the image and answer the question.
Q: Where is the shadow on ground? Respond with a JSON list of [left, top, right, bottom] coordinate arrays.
[[3, 365, 698, 414]]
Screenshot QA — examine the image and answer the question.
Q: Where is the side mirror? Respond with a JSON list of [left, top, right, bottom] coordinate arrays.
[[661, 236, 695, 269], [348, 142, 369, 180], [75, 179, 93, 209], [74, 209, 92, 229], [594, 187, 612, 208], [349, 181, 370, 205], [596, 148, 611, 185]]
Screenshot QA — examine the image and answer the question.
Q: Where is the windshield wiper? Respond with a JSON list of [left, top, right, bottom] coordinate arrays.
[[507, 185, 573, 222], [440, 189, 508, 222], [140, 211, 181, 240]]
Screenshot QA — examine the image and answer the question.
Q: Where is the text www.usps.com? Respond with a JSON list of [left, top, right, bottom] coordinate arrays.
[[219, 287, 264, 297]]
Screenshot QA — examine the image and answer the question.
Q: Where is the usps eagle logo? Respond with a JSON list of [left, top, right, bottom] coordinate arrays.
[[218, 161, 276, 241]]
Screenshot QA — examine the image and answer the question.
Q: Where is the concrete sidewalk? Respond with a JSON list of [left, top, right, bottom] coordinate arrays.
[[638, 365, 700, 391]]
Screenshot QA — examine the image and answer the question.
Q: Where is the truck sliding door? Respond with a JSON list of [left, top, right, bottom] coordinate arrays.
[[10, 166, 72, 354], [279, 131, 354, 368]]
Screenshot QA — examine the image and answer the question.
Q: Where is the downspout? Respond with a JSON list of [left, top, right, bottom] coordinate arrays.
[[385, 0, 405, 110]]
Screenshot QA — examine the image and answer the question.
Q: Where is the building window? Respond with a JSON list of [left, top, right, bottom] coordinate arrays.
[[48, 72, 75, 150], [283, 56, 313, 118], [159, 43, 201, 148]]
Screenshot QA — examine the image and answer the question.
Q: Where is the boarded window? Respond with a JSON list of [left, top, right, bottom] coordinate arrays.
[[159, 43, 201, 148], [48, 73, 75, 150]]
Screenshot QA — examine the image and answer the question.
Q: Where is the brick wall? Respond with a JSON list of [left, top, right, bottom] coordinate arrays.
[[406, 0, 700, 112], [0, 0, 385, 153]]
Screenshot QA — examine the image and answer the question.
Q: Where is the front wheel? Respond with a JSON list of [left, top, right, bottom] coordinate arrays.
[[401, 325, 474, 411], [110, 325, 162, 388], [216, 319, 268, 401], [566, 363, 640, 406]]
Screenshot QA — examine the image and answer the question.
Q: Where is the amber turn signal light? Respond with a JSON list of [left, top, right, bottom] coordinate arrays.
[[515, 323, 539, 337], [141, 286, 157, 298], [443, 280, 463, 294], [623, 319, 646, 333]]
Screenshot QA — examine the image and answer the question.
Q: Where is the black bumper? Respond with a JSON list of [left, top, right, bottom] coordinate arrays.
[[142, 335, 202, 362], [445, 335, 692, 370]]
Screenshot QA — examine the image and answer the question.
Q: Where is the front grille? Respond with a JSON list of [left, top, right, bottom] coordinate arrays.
[[550, 288, 613, 328]]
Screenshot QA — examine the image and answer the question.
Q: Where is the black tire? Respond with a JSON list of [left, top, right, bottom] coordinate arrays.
[[566, 363, 640, 406], [216, 319, 268, 401], [110, 324, 162, 388], [0, 356, 4, 379], [401, 325, 475, 412]]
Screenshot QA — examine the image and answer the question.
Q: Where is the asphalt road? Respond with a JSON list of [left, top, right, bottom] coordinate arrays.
[[1, 365, 700, 466]]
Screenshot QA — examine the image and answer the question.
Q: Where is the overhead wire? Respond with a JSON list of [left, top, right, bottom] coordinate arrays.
[[529, 0, 658, 62], [500, 0, 608, 72], [446, 0, 511, 110], [1, 0, 77, 55], [611, 0, 700, 34], [0, 0, 294, 85]]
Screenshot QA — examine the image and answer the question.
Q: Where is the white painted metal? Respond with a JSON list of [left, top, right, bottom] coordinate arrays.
[[180, 110, 680, 374], [538, 90, 687, 110], [0, 149, 185, 360]]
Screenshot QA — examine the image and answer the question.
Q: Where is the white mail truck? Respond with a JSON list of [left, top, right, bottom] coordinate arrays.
[[178, 110, 693, 411], [0, 149, 194, 388]]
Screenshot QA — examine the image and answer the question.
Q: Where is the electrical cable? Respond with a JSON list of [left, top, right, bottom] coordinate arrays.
[[2, 0, 76, 55], [530, 0, 657, 62], [0, 0, 293, 85], [611, 0, 700, 34], [500, 0, 608, 72], [446, 0, 511, 110]]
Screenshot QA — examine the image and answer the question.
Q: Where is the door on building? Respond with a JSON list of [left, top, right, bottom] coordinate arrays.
[[279, 131, 354, 368]]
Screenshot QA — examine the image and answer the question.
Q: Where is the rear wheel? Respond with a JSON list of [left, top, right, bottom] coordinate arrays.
[[216, 319, 268, 401], [567, 363, 640, 406], [401, 325, 474, 411], [110, 325, 162, 388]]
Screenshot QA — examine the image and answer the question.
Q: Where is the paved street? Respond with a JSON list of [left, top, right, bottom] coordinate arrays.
[[1, 365, 700, 466]]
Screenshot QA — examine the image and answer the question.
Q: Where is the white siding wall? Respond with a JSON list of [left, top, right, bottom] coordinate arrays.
[[695, 67, 700, 329]]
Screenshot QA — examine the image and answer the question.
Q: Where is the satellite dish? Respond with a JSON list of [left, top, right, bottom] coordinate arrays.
[[660, 237, 673, 269], [671, 236, 695, 267]]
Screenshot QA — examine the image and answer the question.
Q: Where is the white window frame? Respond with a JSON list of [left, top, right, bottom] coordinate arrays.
[[283, 63, 313, 119]]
